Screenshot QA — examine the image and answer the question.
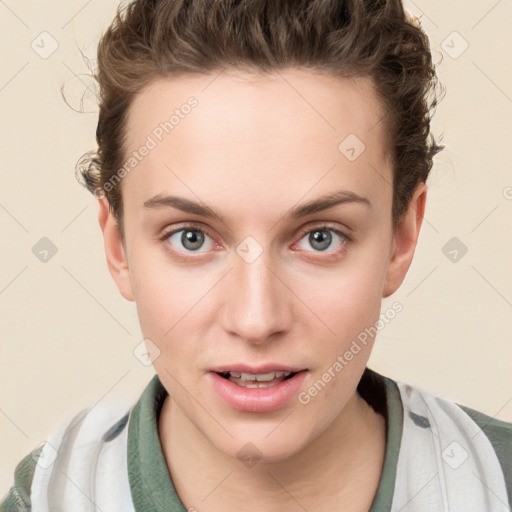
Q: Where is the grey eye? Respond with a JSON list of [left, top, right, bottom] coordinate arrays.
[[168, 229, 213, 252], [308, 230, 332, 251], [297, 228, 345, 252]]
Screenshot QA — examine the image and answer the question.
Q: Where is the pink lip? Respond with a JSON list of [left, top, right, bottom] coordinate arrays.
[[209, 370, 308, 413]]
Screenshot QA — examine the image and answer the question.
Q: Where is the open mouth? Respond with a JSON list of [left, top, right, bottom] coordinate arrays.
[[216, 370, 299, 388], [210, 369, 308, 412]]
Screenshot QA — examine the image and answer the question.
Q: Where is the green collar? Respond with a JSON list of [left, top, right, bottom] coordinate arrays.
[[127, 366, 403, 511]]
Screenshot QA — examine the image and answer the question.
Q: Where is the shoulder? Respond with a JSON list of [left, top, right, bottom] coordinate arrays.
[[0, 397, 135, 512], [403, 378, 512, 504], [0, 443, 43, 511], [390, 377, 512, 507], [457, 402, 512, 496], [459, 402, 512, 448]]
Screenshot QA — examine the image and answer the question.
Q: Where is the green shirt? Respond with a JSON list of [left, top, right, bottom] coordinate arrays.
[[2, 367, 511, 511]]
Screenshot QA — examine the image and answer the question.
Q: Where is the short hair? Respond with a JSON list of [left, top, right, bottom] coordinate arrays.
[[76, 0, 444, 242]]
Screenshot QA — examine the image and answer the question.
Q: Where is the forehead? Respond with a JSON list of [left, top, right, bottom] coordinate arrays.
[[126, 69, 387, 147], [121, 69, 392, 220]]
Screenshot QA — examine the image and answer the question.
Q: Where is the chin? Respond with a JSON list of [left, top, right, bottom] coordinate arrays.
[[207, 423, 312, 467]]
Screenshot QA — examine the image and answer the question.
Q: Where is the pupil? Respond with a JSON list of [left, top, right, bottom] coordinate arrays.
[[310, 230, 331, 251], [182, 230, 204, 250]]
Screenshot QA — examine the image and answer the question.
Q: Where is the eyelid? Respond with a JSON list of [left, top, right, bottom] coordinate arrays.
[[158, 221, 216, 242]]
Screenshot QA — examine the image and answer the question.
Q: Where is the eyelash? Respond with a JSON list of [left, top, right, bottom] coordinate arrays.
[[158, 223, 352, 260]]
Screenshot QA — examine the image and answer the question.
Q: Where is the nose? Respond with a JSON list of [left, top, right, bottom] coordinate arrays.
[[220, 251, 293, 345]]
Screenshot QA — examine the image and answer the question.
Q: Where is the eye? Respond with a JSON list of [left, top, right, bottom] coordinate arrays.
[[161, 226, 215, 254], [294, 225, 350, 254], [159, 223, 351, 259]]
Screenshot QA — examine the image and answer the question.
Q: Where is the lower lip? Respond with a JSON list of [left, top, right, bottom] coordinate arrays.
[[209, 371, 308, 413]]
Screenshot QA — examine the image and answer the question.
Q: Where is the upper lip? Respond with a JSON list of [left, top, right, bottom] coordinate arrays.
[[210, 364, 307, 374]]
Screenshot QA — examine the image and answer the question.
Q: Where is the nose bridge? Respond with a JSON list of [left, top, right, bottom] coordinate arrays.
[[221, 244, 291, 343]]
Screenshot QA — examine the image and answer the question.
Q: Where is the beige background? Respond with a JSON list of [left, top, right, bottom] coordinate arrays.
[[1, 0, 511, 496]]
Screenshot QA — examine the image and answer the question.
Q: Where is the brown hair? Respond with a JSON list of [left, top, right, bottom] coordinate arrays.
[[76, 0, 444, 243]]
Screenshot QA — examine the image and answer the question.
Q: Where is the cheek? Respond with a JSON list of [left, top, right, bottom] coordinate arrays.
[[294, 257, 387, 419], [287, 251, 390, 386], [297, 250, 388, 336], [129, 251, 211, 343]]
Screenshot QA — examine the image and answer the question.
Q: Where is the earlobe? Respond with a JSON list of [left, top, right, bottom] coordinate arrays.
[[382, 183, 427, 298], [97, 197, 135, 302]]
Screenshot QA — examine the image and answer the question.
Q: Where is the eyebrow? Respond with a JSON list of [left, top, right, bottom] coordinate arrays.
[[143, 189, 371, 223]]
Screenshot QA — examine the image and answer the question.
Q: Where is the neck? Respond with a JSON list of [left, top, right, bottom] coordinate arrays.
[[158, 390, 387, 512]]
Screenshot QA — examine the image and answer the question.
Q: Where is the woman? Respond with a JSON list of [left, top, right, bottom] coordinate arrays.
[[2, 0, 510, 511]]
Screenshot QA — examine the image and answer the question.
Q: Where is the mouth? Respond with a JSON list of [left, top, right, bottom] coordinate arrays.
[[216, 370, 299, 388], [208, 365, 309, 413]]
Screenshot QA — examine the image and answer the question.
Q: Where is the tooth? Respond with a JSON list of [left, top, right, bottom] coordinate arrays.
[[236, 371, 293, 382], [258, 382, 276, 388], [240, 381, 261, 388], [255, 372, 278, 382]]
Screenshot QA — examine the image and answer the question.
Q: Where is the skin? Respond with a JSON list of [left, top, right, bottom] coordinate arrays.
[[98, 69, 426, 511]]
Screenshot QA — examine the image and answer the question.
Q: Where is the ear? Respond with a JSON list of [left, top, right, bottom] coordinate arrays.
[[382, 182, 427, 298], [97, 197, 135, 302]]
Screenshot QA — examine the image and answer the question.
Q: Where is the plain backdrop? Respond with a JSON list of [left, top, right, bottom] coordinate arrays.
[[1, 0, 511, 496]]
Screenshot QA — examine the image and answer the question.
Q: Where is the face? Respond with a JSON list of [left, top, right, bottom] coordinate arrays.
[[99, 69, 425, 462]]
